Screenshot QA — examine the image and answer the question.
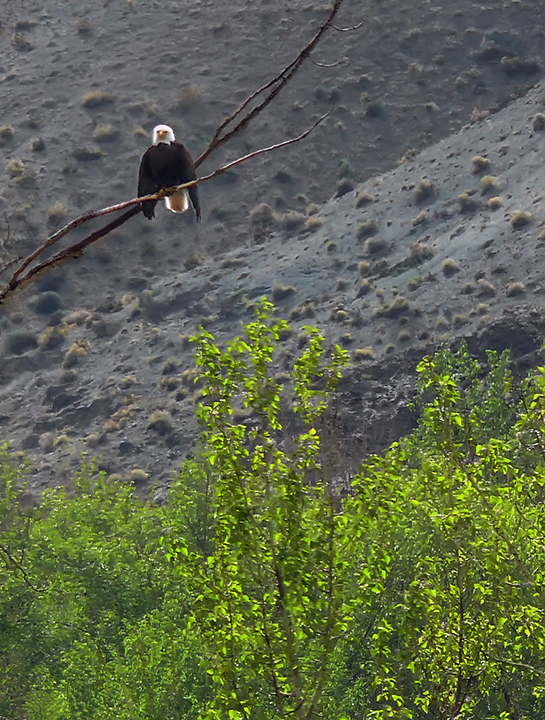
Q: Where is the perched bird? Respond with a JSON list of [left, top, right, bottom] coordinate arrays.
[[137, 124, 201, 222]]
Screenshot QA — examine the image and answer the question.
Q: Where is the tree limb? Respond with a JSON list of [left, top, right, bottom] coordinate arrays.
[[0, 112, 329, 305], [194, 0, 347, 169], [0, 0, 356, 306]]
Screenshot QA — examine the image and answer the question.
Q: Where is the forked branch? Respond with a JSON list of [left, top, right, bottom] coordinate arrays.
[[0, 113, 329, 305], [0, 0, 360, 306]]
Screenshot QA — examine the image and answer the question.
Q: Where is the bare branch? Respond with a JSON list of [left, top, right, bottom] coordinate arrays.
[[194, 110, 330, 185], [332, 18, 366, 32], [309, 55, 350, 68], [0, 1, 348, 305], [0, 256, 22, 276], [0, 113, 329, 306], [195, 0, 346, 169]]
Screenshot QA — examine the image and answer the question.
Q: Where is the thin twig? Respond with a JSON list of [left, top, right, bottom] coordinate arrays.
[[0, 256, 21, 275], [310, 55, 350, 68], [332, 18, 366, 32], [0, 542, 43, 593]]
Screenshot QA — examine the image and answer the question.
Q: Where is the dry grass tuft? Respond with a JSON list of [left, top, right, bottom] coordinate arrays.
[[471, 155, 491, 174], [510, 210, 533, 229], [81, 90, 115, 108], [442, 258, 461, 276]]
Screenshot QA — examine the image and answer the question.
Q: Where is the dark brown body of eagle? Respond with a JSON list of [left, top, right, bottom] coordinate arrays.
[[138, 125, 201, 222]]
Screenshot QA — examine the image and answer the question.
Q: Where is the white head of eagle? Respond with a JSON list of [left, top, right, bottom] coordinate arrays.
[[152, 124, 176, 145], [138, 124, 201, 222]]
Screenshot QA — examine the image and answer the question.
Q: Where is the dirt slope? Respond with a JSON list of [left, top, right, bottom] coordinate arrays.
[[1, 0, 545, 493]]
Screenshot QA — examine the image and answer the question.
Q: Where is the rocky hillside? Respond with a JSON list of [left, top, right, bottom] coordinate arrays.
[[1, 0, 545, 494]]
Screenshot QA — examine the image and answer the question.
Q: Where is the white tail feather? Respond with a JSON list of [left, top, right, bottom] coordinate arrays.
[[164, 189, 189, 213]]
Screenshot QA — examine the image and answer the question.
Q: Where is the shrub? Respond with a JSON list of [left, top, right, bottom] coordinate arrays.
[[272, 285, 296, 302], [81, 90, 115, 108], [353, 346, 374, 360], [356, 219, 378, 240], [471, 155, 491, 173], [249, 203, 277, 242], [510, 210, 533, 229], [442, 258, 461, 276], [305, 216, 323, 233], [414, 179, 435, 203], [375, 296, 409, 318], [355, 191, 375, 208]]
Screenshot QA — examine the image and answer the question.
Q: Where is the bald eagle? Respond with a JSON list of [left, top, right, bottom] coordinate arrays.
[[138, 124, 201, 222]]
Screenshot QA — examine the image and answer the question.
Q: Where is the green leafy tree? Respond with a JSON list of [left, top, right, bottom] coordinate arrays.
[[4, 315, 545, 720], [334, 344, 545, 719], [168, 298, 367, 720]]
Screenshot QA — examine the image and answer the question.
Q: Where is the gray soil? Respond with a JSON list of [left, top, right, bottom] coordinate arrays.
[[1, 0, 545, 495]]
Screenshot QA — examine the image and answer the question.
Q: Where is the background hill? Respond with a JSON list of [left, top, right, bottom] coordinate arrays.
[[1, 0, 545, 493]]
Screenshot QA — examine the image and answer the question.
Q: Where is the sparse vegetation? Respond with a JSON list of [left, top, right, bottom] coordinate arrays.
[[38, 325, 66, 350], [46, 202, 68, 227], [335, 178, 354, 198], [477, 278, 496, 296], [375, 296, 409, 318], [487, 196, 503, 210], [34, 291, 62, 315], [281, 211, 306, 234], [454, 313, 469, 327], [81, 90, 115, 108], [0, 125, 14, 145], [356, 279, 371, 297], [506, 282, 525, 297], [471, 155, 491, 173], [289, 302, 315, 321], [365, 99, 386, 118], [339, 332, 354, 346], [176, 84, 203, 109], [510, 210, 533, 229], [409, 242, 435, 261], [408, 275, 422, 291], [457, 191, 480, 213], [338, 159, 354, 178], [272, 284, 296, 302], [533, 113, 545, 131], [6, 158, 25, 179], [76, 17, 91, 34], [358, 260, 370, 275], [356, 219, 378, 239], [480, 175, 499, 194], [304, 216, 323, 233], [11, 33, 31, 51], [147, 410, 173, 435], [353, 346, 374, 360], [5, 330, 38, 355], [442, 258, 461, 276], [249, 203, 277, 242], [414, 178, 435, 203], [364, 236, 387, 254], [93, 123, 118, 141], [355, 190, 375, 208], [127, 468, 149, 484], [183, 253, 207, 271]]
